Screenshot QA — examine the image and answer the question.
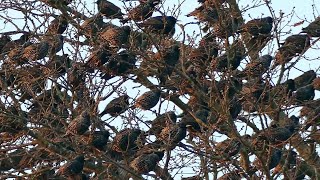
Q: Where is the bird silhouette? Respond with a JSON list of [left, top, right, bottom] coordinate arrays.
[[100, 94, 130, 117], [97, 0, 124, 19], [121, 0, 160, 23], [138, 16, 177, 35], [56, 155, 85, 177], [301, 16, 320, 37]]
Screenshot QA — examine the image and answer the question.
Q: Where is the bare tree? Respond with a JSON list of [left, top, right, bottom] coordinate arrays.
[[0, 0, 319, 179]]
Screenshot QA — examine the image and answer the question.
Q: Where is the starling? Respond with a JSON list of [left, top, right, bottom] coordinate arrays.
[[293, 84, 315, 104], [100, 94, 130, 117], [134, 89, 161, 110], [67, 63, 86, 89], [56, 155, 85, 177], [21, 41, 49, 61], [80, 14, 104, 39], [97, 0, 124, 19], [100, 26, 131, 47], [42, 0, 72, 8], [212, 40, 245, 71], [215, 137, 245, 158], [189, 33, 219, 67], [158, 123, 187, 148], [240, 54, 273, 78], [130, 151, 164, 174], [111, 128, 144, 152], [274, 150, 297, 174], [0, 35, 11, 52], [268, 149, 283, 169], [229, 96, 242, 119], [241, 79, 269, 103], [156, 44, 180, 84], [271, 115, 299, 133], [46, 15, 68, 35], [104, 50, 137, 77], [46, 54, 71, 77], [274, 34, 310, 66], [65, 111, 91, 136], [138, 16, 177, 35], [253, 149, 282, 170], [272, 79, 295, 101], [90, 130, 110, 150], [216, 78, 243, 98], [47, 34, 64, 55], [293, 70, 316, 89], [180, 109, 210, 132], [212, 15, 240, 37], [186, 3, 219, 24], [255, 126, 294, 145], [86, 47, 111, 72], [217, 171, 241, 180], [121, 0, 160, 23], [301, 16, 320, 37], [148, 111, 177, 135], [237, 16, 273, 36], [213, 51, 243, 72], [7, 47, 26, 63], [1, 33, 30, 54]]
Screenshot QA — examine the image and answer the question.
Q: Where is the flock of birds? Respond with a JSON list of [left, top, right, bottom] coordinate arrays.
[[0, 0, 320, 179]]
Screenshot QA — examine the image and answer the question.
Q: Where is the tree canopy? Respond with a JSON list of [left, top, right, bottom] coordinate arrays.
[[0, 0, 319, 179]]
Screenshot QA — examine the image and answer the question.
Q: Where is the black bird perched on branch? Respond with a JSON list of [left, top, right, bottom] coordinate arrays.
[[253, 148, 282, 170], [213, 52, 244, 72], [237, 16, 273, 36], [158, 123, 187, 149], [301, 16, 320, 37], [46, 54, 71, 78], [155, 44, 180, 84], [134, 89, 161, 110], [46, 15, 68, 35], [130, 151, 164, 174], [254, 126, 294, 147], [100, 26, 131, 47], [147, 111, 177, 135], [293, 70, 316, 89], [90, 130, 110, 150], [97, 0, 124, 19], [138, 16, 177, 35], [1, 33, 31, 54], [103, 50, 137, 78], [65, 111, 91, 136], [239, 54, 273, 78], [0, 35, 11, 52], [274, 34, 310, 67], [21, 41, 49, 61], [56, 155, 85, 177], [100, 94, 130, 117], [42, 0, 72, 8], [121, 0, 160, 23], [86, 46, 111, 72], [293, 84, 315, 104], [186, 2, 219, 24], [80, 14, 104, 39], [111, 128, 145, 152], [215, 138, 242, 159]]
